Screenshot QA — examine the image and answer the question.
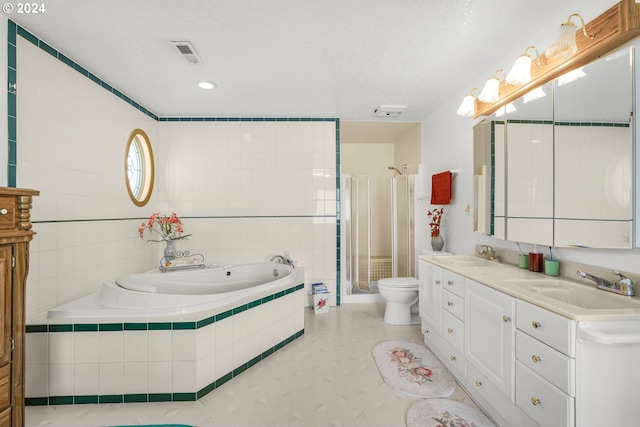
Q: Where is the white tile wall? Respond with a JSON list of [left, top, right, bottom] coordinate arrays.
[[19, 34, 339, 318]]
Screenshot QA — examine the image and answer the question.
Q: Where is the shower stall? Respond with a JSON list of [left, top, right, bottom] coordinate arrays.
[[341, 171, 416, 300]]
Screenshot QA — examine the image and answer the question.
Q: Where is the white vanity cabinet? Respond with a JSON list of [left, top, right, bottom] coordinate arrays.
[[419, 261, 442, 334], [514, 299, 576, 427], [465, 279, 516, 401]]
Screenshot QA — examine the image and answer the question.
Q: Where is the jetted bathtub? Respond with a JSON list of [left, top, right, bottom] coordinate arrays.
[[46, 261, 298, 320]]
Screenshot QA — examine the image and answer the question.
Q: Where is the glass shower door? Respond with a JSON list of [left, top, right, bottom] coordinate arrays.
[[391, 174, 415, 277]]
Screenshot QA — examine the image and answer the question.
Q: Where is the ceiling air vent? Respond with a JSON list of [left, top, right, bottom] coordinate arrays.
[[374, 105, 407, 117], [170, 41, 202, 64]]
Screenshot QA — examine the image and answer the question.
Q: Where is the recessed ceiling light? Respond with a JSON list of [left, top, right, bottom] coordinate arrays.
[[198, 81, 217, 90]]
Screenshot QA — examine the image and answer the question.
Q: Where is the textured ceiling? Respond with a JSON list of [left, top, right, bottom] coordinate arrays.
[[3, 0, 614, 121]]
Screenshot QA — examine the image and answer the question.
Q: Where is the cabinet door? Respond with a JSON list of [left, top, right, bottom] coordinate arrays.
[[465, 278, 515, 401], [0, 246, 11, 366], [419, 261, 441, 333], [0, 245, 12, 426]]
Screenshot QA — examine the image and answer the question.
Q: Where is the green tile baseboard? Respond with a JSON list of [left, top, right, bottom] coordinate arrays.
[[25, 328, 304, 406]]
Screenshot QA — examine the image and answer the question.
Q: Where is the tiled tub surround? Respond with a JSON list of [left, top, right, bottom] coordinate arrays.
[[24, 276, 305, 405], [15, 26, 339, 318]]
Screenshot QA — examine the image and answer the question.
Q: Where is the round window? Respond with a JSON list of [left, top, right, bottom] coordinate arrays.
[[125, 129, 154, 206]]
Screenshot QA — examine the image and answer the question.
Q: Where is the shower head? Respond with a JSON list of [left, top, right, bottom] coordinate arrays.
[[388, 166, 403, 175]]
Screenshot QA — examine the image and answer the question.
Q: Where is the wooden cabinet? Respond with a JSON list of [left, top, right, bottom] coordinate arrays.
[[0, 188, 38, 427]]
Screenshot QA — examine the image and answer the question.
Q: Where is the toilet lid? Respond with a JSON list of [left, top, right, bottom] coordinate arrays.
[[378, 277, 419, 288]]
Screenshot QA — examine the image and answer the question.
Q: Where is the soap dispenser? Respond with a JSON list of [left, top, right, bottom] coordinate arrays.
[[528, 245, 543, 272]]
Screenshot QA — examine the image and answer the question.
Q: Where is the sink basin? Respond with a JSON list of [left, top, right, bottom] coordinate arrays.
[[431, 255, 496, 267], [505, 279, 640, 309]]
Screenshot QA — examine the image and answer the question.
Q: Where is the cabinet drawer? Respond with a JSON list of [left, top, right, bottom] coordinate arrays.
[[516, 361, 574, 427], [516, 299, 576, 357], [0, 198, 15, 230], [516, 330, 575, 396], [442, 310, 464, 353], [442, 270, 465, 298], [0, 363, 9, 411], [442, 289, 464, 320], [442, 342, 467, 378]]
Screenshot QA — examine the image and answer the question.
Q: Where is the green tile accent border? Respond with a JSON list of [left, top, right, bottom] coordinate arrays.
[[30, 328, 304, 406], [507, 119, 629, 127], [27, 283, 304, 333]]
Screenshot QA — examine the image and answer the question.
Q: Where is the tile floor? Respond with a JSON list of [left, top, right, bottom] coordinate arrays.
[[26, 303, 478, 427]]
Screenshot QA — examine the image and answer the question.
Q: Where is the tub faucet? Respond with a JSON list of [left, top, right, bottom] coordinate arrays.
[[270, 255, 286, 264], [270, 252, 295, 267], [576, 270, 635, 296], [478, 245, 500, 262]]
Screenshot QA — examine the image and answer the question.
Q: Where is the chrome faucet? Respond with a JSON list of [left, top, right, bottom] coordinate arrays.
[[270, 252, 295, 267], [270, 254, 286, 264], [478, 245, 501, 262], [576, 270, 635, 296]]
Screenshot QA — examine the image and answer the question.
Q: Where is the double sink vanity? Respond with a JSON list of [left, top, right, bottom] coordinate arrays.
[[419, 252, 640, 427]]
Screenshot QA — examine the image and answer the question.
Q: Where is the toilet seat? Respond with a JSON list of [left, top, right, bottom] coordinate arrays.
[[378, 277, 419, 288]]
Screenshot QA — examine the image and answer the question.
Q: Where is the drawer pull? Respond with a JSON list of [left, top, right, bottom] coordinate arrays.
[[532, 321, 542, 329], [475, 380, 482, 387], [448, 280, 454, 286], [450, 355, 456, 361], [502, 315, 511, 323], [447, 328, 453, 334], [447, 301, 454, 307], [531, 354, 542, 363], [423, 329, 429, 334], [531, 397, 541, 407], [0, 208, 7, 215]]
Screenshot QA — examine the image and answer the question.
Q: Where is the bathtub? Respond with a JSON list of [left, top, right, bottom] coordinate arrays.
[[25, 262, 306, 406], [46, 262, 298, 320]]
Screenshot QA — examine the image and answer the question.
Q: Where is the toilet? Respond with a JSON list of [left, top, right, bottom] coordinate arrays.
[[377, 277, 420, 325]]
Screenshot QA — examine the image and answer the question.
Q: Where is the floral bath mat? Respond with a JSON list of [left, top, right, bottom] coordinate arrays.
[[406, 399, 496, 427], [371, 341, 456, 398]]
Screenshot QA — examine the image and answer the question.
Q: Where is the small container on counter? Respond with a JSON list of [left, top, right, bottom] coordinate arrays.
[[528, 251, 544, 272], [518, 254, 529, 269], [544, 259, 560, 276]]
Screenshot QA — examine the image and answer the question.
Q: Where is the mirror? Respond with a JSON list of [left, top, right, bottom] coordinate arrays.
[[474, 43, 634, 248]]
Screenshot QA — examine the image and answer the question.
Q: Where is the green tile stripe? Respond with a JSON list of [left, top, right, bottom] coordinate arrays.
[[6, 21, 17, 187], [27, 282, 304, 333], [554, 121, 629, 127], [27, 328, 304, 406], [158, 117, 337, 122], [507, 119, 628, 127]]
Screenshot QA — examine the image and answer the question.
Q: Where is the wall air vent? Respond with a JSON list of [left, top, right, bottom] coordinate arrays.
[[374, 105, 407, 117], [170, 41, 202, 64]]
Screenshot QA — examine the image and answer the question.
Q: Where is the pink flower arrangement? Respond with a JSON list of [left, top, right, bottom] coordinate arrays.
[[427, 207, 444, 238], [138, 212, 191, 242]]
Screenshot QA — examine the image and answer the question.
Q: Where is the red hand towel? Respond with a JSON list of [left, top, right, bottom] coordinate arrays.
[[431, 171, 452, 205]]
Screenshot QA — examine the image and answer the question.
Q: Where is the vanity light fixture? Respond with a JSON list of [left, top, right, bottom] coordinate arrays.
[[545, 13, 595, 61], [456, 88, 479, 117], [478, 70, 504, 103], [557, 67, 586, 86], [198, 81, 217, 90], [506, 46, 541, 85], [494, 102, 517, 117], [523, 86, 546, 103]]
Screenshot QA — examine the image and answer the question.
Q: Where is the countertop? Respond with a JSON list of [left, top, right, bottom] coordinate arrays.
[[420, 254, 640, 322]]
